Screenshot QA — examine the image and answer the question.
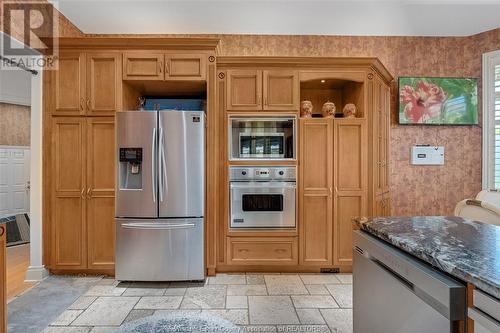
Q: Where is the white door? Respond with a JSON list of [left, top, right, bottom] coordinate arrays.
[[0, 146, 30, 218]]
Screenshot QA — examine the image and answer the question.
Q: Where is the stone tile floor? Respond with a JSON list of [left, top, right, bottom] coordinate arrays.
[[42, 273, 353, 333]]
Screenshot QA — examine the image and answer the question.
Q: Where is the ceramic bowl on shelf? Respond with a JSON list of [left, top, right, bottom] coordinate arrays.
[[300, 100, 313, 118], [321, 101, 336, 118]]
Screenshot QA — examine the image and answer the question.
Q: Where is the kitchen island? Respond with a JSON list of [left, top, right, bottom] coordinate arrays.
[[353, 216, 500, 333]]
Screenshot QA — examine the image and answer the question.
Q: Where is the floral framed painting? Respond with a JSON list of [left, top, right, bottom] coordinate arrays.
[[398, 77, 478, 125]]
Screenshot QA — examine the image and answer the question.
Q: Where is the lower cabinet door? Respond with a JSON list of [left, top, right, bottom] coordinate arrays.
[[115, 219, 205, 281], [53, 196, 86, 269], [87, 197, 115, 270], [227, 237, 298, 266]]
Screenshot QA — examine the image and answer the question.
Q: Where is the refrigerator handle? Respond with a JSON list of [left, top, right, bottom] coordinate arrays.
[[152, 127, 157, 203], [160, 127, 168, 202]]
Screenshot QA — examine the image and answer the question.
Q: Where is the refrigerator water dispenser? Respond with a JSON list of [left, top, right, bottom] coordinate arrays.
[[119, 147, 143, 190]]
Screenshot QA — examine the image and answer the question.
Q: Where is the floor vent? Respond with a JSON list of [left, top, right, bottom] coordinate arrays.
[[320, 268, 340, 273]]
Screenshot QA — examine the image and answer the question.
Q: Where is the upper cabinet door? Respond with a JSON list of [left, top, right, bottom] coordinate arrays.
[[87, 53, 122, 116], [263, 70, 299, 111], [226, 70, 262, 111], [165, 54, 206, 80], [55, 52, 86, 115], [123, 53, 164, 80]]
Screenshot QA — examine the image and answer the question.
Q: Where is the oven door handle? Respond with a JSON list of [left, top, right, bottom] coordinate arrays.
[[230, 183, 296, 189]]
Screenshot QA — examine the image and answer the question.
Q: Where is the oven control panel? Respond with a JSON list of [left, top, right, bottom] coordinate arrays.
[[230, 166, 296, 181]]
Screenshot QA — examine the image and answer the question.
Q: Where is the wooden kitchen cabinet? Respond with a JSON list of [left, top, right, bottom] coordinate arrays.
[[86, 118, 115, 269], [226, 69, 299, 111], [52, 117, 87, 268], [226, 70, 262, 111], [375, 192, 391, 217], [51, 117, 115, 271], [86, 53, 122, 115], [165, 54, 206, 80], [123, 52, 164, 80], [54, 52, 121, 116], [227, 237, 298, 265], [55, 52, 86, 115], [299, 118, 333, 266], [334, 119, 367, 265], [1, 224, 6, 333], [263, 70, 299, 111]]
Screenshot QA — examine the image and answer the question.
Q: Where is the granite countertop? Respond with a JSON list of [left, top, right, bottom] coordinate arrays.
[[354, 216, 500, 299]]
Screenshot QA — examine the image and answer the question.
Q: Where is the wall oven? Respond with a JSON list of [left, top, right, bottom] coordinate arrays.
[[229, 116, 296, 161], [230, 166, 296, 228]]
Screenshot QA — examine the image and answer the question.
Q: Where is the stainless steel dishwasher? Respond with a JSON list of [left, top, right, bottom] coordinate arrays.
[[353, 230, 466, 333]]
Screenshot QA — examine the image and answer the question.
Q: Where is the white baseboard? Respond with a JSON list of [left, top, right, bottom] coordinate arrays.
[[25, 265, 49, 282]]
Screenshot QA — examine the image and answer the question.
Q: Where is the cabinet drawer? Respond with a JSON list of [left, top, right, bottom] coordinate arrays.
[[227, 237, 298, 265]]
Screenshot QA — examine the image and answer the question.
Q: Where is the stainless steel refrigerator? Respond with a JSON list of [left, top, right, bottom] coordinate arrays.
[[115, 110, 205, 281]]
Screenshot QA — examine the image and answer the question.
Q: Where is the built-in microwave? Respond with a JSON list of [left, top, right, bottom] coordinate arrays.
[[229, 116, 296, 160]]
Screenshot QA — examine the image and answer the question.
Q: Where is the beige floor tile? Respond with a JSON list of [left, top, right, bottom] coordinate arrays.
[[202, 309, 249, 325], [90, 327, 117, 333], [248, 296, 299, 325], [246, 275, 265, 285], [276, 325, 331, 333], [326, 284, 352, 308], [208, 274, 247, 285], [50, 310, 83, 326], [320, 308, 353, 333], [299, 274, 341, 285], [123, 287, 166, 296], [226, 295, 248, 309], [227, 284, 267, 296], [335, 274, 353, 284], [84, 285, 127, 297], [296, 308, 326, 324], [123, 309, 155, 323], [265, 275, 308, 295], [164, 287, 187, 296], [68, 296, 97, 310], [72, 296, 139, 326], [134, 296, 183, 310], [154, 309, 202, 316], [180, 285, 227, 309], [305, 284, 330, 295], [43, 327, 91, 333], [291, 295, 339, 309]]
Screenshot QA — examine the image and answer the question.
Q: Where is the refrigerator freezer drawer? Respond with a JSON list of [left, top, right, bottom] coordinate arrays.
[[116, 218, 204, 281]]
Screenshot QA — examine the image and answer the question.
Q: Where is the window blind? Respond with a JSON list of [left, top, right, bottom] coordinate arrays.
[[494, 64, 500, 188]]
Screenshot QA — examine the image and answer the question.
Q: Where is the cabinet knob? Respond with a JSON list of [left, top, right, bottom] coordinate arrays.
[[87, 187, 92, 199], [86, 99, 90, 110], [80, 98, 84, 111], [159, 61, 163, 74], [0, 226, 4, 237], [81, 188, 85, 199]]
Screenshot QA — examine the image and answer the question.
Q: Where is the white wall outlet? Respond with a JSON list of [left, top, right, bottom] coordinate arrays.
[[411, 146, 445, 165]]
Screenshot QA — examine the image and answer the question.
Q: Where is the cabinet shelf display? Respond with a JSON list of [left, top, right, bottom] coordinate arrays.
[[398, 77, 478, 125]]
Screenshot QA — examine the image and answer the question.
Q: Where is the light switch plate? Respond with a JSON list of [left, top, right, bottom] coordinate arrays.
[[411, 146, 445, 165]]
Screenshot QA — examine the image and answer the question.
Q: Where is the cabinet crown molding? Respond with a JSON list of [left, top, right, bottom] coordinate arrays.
[[217, 56, 393, 83], [45, 37, 221, 51]]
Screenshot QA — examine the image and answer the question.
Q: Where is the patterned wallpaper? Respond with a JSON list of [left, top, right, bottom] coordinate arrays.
[[0, 103, 30, 146]]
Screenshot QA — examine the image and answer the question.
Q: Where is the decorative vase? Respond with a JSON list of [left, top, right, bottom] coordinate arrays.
[[321, 101, 336, 118], [343, 103, 357, 118], [300, 100, 313, 118]]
